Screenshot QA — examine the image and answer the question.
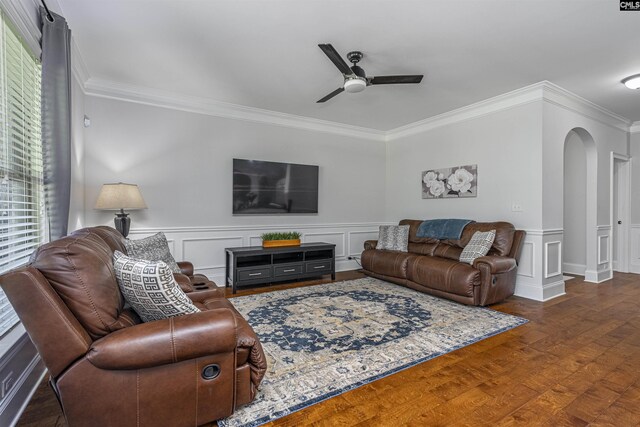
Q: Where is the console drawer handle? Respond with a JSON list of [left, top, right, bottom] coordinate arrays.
[[283, 269, 296, 272], [313, 265, 326, 269], [248, 272, 262, 276]]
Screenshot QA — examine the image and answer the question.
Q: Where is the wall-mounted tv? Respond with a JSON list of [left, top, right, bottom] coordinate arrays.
[[233, 159, 319, 214]]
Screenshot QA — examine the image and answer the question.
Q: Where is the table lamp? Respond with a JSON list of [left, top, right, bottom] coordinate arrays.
[[95, 183, 147, 237]]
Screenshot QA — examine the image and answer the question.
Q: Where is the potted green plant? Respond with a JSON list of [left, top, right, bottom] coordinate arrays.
[[260, 231, 302, 248]]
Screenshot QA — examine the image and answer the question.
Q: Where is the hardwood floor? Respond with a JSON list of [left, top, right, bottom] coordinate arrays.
[[17, 271, 640, 426]]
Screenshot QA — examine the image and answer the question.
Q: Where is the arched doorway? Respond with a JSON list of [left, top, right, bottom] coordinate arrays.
[[562, 128, 598, 282]]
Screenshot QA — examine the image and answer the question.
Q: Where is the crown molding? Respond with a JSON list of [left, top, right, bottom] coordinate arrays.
[[81, 76, 634, 142], [540, 81, 631, 132], [386, 82, 547, 141], [386, 81, 632, 141], [84, 78, 386, 142]]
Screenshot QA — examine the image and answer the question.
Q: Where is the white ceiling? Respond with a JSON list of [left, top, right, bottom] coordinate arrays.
[[55, 0, 640, 131]]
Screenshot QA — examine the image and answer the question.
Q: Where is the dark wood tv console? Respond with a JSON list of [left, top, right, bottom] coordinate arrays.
[[225, 243, 336, 294]]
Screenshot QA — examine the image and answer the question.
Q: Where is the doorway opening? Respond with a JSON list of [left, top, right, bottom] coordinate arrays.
[[562, 128, 597, 281], [611, 153, 630, 273]]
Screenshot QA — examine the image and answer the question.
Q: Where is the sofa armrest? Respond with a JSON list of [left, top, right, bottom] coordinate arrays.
[[87, 309, 236, 370], [173, 273, 194, 293], [177, 261, 194, 277], [364, 240, 378, 250], [187, 288, 226, 303], [473, 256, 517, 274]]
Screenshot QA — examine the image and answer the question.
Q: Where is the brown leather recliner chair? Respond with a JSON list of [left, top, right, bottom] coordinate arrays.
[[0, 227, 266, 427], [88, 225, 215, 292]]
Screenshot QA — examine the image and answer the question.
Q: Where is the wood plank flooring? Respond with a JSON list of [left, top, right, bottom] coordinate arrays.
[[17, 271, 640, 427]]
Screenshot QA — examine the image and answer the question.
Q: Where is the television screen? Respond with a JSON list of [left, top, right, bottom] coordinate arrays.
[[233, 159, 319, 214]]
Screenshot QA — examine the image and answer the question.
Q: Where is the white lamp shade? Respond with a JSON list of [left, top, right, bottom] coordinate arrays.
[[95, 183, 147, 210], [344, 78, 366, 93]]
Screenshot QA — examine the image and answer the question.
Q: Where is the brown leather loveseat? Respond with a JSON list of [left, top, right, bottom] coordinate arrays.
[[0, 226, 266, 426], [361, 219, 525, 306]]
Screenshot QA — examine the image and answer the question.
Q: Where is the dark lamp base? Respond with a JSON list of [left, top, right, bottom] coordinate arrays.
[[114, 211, 131, 237]]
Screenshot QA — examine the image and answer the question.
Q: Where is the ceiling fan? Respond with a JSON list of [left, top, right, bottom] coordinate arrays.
[[317, 43, 423, 103]]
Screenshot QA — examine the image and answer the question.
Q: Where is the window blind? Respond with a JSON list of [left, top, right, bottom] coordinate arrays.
[[0, 11, 45, 337]]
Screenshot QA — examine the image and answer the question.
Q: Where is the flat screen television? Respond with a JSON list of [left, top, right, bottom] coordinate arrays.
[[233, 159, 319, 214]]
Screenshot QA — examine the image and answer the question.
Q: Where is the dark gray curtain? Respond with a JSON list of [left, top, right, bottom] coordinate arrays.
[[40, 7, 71, 240]]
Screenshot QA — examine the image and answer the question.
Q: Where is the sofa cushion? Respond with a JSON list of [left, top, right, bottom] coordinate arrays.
[[407, 242, 439, 256], [460, 230, 496, 264], [29, 232, 128, 340], [124, 232, 181, 273], [399, 219, 438, 244], [407, 256, 480, 297], [442, 222, 514, 256], [361, 249, 416, 279], [113, 251, 200, 322], [376, 225, 410, 252]]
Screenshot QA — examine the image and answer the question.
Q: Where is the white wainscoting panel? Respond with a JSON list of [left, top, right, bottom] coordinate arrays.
[[516, 241, 535, 278], [544, 241, 562, 279], [348, 230, 380, 257], [182, 236, 243, 270], [129, 222, 388, 286], [586, 225, 613, 282], [249, 235, 262, 247], [629, 224, 640, 274], [515, 229, 565, 302], [598, 234, 610, 265], [302, 232, 346, 258]]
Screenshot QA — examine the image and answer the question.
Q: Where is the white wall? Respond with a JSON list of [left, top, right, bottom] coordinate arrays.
[[83, 97, 387, 228], [562, 131, 587, 274], [68, 75, 85, 231], [385, 101, 543, 229], [81, 96, 388, 282]]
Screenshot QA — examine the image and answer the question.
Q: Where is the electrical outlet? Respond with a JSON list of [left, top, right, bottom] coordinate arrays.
[[1, 372, 15, 399], [511, 202, 523, 212]]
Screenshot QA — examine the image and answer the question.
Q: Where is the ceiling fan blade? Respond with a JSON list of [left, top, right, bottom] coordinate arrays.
[[318, 44, 353, 75], [317, 87, 345, 103], [369, 75, 423, 85]]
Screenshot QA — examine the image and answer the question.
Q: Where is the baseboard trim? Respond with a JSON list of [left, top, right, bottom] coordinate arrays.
[[514, 280, 565, 302], [584, 268, 613, 283], [563, 262, 586, 276]]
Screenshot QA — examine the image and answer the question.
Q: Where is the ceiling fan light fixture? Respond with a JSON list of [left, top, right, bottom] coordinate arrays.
[[622, 74, 640, 90], [344, 77, 366, 93]]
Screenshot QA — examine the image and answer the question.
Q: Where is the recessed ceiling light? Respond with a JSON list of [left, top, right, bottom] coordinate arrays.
[[622, 74, 640, 90]]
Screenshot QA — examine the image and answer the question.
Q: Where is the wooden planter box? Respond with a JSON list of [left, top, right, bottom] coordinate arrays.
[[262, 239, 301, 248]]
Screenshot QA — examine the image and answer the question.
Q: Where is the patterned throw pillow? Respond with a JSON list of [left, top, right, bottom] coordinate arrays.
[[376, 225, 410, 252], [113, 251, 199, 322], [459, 230, 496, 264], [124, 232, 181, 273]]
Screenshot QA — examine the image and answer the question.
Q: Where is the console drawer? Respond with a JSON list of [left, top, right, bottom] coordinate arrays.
[[238, 267, 272, 281], [274, 263, 304, 278], [306, 260, 332, 274]]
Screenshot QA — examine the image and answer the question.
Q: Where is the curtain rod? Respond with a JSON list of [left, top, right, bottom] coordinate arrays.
[[40, 0, 54, 22]]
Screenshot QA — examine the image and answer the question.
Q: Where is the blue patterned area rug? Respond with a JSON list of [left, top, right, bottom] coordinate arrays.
[[219, 277, 527, 427]]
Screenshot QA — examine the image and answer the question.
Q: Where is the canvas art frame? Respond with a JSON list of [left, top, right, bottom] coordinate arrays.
[[422, 164, 477, 199]]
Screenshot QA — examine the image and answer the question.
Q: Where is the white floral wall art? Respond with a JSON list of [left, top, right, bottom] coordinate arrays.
[[422, 164, 477, 199]]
